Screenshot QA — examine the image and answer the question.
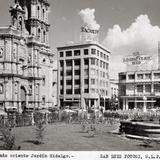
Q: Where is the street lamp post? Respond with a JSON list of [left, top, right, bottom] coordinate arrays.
[[143, 96, 147, 112]]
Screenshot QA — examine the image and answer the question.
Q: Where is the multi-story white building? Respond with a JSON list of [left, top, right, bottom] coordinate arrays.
[[0, 0, 56, 113], [57, 42, 110, 109], [119, 70, 160, 111]]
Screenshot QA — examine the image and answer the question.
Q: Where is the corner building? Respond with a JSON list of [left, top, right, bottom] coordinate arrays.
[[119, 70, 160, 111], [0, 0, 55, 113], [57, 42, 110, 109]]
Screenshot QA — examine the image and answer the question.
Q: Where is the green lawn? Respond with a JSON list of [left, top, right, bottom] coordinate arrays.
[[11, 123, 160, 151]]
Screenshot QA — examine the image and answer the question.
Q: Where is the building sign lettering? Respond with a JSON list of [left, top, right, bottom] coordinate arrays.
[[81, 26, 99, 34], [122, 52, 152, 66]]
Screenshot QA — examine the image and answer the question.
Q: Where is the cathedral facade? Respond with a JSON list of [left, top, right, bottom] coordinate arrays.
[[0, 0, 56, 113]]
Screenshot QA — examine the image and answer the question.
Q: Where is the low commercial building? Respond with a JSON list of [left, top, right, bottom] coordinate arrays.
[[119, 70, 160, 111]]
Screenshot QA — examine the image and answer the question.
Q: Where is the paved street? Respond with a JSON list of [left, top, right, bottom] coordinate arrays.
[[12, 123, 160, 151]]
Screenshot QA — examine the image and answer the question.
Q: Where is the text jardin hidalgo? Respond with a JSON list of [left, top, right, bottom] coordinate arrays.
[[9, 153, 71, 158]]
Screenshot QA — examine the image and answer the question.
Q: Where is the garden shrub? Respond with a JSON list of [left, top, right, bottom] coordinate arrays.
[[34, 112, 46, 144], [103, 109, 160, 123], [0, 123, 20, 150], [35, 120, 45, 144]]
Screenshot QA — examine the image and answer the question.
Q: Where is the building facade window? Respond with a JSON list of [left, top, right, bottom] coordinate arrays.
[[14, 82, 18, 93], [128, 74, 135, 80], [74, 89, 80, 94], [97, 50, 99, 56], [38, 28, 41, 39], [74, 59, 80, 66], [84, 89, 89, 93], [96, 59, 99, 66], [60, 80, 63, 85], [35, 84, 39, 95], [107, 55, 109, 61], [154, 73, 160, 79], [74, 70, 80, 75], [137, 74, 143, 80], [106, 63, 108, 70], [18, 16, 23, 31], [84, 49, 88, 55], [43, 30, 46, 43], [75, 79, 80, 85], [91, 79, 95, 85], [91, 48, 96, 55], [154, 84, 160, 93], [60, 60, 63, 67], [42, 96, 46, 105], [66, 70, 72, 76], [37, 6, 40, 19], [91, 58, 95, 65], [60, 89, 63, 94], [145, 73, 151, 79], [29, 85, 32, 94], [100, 61, 102, 68], [84, 59, 89, 65], [42, 8, 45, 21], [66, 60, 72, 66], [84, 79, 89, 85], [137, 85, 143, 93], [60, 52, 63, 57], [66, 89, 72, 94], [103, 62, 105, 69], [84, 69, 89, 76], [42, 76, 46, 86], [66, 51, 72, 57], [100, 52, 103, 58], [145, 84, 151, 93], [74, 50, 80, 56], [66, 80, 72, 85]]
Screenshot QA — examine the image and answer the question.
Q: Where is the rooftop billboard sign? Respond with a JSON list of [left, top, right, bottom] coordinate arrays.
[[122, 52, 152, 66], [81, 26, 99, 34]]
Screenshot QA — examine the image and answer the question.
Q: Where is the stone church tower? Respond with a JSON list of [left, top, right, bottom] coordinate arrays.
[[0, 0, 56, 113]]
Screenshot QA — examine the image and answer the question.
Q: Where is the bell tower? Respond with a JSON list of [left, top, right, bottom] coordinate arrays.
[[10, 0, 26, 32], [15, 0, 50, 45]]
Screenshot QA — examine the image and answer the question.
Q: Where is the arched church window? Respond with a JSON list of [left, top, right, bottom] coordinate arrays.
[[42, 96, 46, 105], [38, 28, 41, 40], [35, 84, 39, 95], [42, 9, 45, 21], [29, 85, 32, 94], [15, 82, 18, 93], [18, 16, 23, 31], [0, 84, 3, 94], [43, 30, 46, 43], [37, 6, 40, 19], [0, 47, 4, 58]]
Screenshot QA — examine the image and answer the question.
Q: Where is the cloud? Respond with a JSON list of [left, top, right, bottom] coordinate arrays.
[[102, 14, 160, 78], [103, 14, 160, 54], [78, 8, 100, 30]]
